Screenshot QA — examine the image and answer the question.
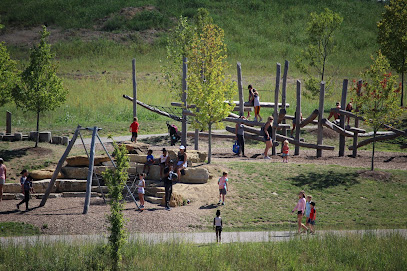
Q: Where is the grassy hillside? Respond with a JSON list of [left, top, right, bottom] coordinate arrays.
[[0, 0, 399, 137]]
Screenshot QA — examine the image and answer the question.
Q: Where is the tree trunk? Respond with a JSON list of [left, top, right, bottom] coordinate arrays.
[[371, 129, 376, 171], [208, 122, 212, 164], [35, 110, 40, 148], [401, 66, 404, 107]]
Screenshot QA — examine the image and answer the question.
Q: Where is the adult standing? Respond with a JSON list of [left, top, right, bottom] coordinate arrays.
[[263, 116, 274, 159], [247, 85, 255, 118], [235, 116, 246, 157], [175, 145, 187, 181], [163, 164, 177, 211], [0, 158, 6, 202]]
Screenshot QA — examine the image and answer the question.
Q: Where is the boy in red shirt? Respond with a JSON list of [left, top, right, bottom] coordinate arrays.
[[129, 117, 139, 143], [308, 202, 316, 234]]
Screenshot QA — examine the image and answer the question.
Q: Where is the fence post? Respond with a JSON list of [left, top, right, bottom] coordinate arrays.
[[317, 82, 325, 158], [237, 62, 244, 117], [6, 111, 11, 134], [272, 63, 281, 156], [181, 57, 188, 147], [339, 79, 348, 157], [294, 80, 301, 155], [83, 127, 97, 214], [281, 60, 289, 152], [132, 59, 137, 118]]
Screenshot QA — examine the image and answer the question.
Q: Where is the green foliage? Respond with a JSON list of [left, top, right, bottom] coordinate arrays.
[[102, 141, 129, 271], [0, 222, 40, 237], [377, 0, 407, 106], [0, 42, 18, 107], [12, 26, 67, 147], [296, 8, 343, 98], [351, 52, 405, 170]]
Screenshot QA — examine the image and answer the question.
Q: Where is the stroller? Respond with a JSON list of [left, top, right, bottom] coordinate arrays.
[[167, 121, 180, 146]]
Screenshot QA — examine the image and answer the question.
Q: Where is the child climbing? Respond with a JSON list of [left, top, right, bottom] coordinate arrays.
[[213, 210, 223, 243]]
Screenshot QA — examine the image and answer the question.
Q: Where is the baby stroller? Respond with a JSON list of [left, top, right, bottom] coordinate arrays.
[[167, 121, 180, 146]]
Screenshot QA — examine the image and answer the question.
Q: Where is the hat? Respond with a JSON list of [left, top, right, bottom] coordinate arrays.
[[20, 169, 27, 175], [0, 158, 3, 162], [179, 145, 185, 150]]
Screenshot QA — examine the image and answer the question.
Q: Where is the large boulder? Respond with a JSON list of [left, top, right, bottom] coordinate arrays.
[[118, 142, 149, 154], [61, 167, 88, 179], [31, 169, 64, 180], [160, 192, 184, 207], [33, 179, 57, 193], [128, 154, 147, 163], [180, 168, 209, 184], [66, 155, 111, 167]]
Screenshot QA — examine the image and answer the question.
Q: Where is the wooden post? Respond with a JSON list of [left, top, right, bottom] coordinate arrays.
[[281, 60, 289, 152], [352, 80, 362, 158], [6, 111, 11, 134], [317, 82, 325, 158], [83, 127, 97, 214], [40, 126, 80, 207], [272, 63, 281, 156], [237, 62, 244, 117], [294, 80, 301, 155], [132, 59, 137, 118], [181, 57, 188, 147], [339, 79, 348, 157]]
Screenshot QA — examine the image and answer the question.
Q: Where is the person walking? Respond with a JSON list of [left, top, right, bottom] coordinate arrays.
[[292, 191, 308, 234], [129, 117, 139, 143], [0, 158, 6, 202], [213, 210, 223, 243], [17, 175, 34, 211]]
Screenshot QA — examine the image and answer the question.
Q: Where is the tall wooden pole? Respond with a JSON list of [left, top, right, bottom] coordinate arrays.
[[83, 127, 97, 214], [272, 63, 281, 156], [317, 82, 325, 158], [294, 80, 301, 155], [352, 80, 362, 158], [6, 111, 11, 134], [40, 126, 79, 207], [281, 60, 289, 152], [339, 79, 348, 157], [237, 62, 244, 117], [181, 57, 188, 147], [132, 59, 137, 118]]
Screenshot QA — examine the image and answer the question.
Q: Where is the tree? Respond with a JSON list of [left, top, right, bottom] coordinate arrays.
[[0, 24, 18, 107], [377, 0, 407, 107], [102, 141, 129, 271], [12, 26, 67, 147], [296, 8, 343, 97], [351, 52, 404, 171], [187, 22, 236, 163]]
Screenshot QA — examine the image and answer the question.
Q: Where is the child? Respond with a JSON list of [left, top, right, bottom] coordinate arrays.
[[304, 195, 312, 230], [253, 89, 262, 122], [282, 140, 289, 163], [129, 117, 139, 143], [308, 202, 316, 234], [213, 210, 223, 243], [218, 172, 228, 205], [159, 148, 170, 178], [143, 150, 154, 176], [247, 85, 254, 118], [292, 191, 308, 234], [20, 169, 28, 194], [17, 175, 34, 211], [0, 158, 6, 202], [163, 164, 177, 211], [138, 173, 146, 210]]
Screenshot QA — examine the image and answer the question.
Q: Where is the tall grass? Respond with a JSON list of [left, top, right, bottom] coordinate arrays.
[[1, 234, 406, 270]]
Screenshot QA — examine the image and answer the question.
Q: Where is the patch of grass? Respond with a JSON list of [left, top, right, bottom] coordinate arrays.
[[219, 162, 407, 231], [0, 234, 406, 270], [0, 222, 40, 237]]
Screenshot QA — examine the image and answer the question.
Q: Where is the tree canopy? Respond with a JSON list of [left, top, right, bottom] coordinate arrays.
[[377, 0, 407, 107]]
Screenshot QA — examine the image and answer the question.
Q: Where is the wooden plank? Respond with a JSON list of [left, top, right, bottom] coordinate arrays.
[[233, 107, 253, 112], [295, 80, 301, 155], [231, 101, 290, 108], [132, 59, 137, 118], [358, 131, 395, 137], [171, 102, 196, 108], [347, 127, 366, 133], [331, 108, 364, 121], [321, 118, 354, 137], [348, 133, 400, 150], [299, 109, 319, 128], [272, 63, 281, 156], [225, 126, 264, 142], [223, 117, 290, 128], [281, 60, 289, 152], [382, 125, 407, 137]]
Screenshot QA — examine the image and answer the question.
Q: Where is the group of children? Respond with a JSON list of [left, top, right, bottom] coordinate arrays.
[[292, 190, 316, 234]]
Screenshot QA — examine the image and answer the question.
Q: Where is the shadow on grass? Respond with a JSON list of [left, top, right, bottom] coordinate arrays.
[[199, 203, 218, 209], [0, 148, 30, 161], [289, 171, 359, 190]]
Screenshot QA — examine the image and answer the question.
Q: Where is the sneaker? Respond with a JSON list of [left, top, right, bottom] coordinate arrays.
[[218, 200, 222, 205], [166, 207, 171, 211], [264, 156, 271, 159], [222, 202, 225, 205]]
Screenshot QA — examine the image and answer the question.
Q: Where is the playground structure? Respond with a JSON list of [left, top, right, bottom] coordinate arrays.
[[123, 58, 407, 157]]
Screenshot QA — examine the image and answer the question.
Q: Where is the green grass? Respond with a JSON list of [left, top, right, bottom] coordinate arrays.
[[1, 234, 406, 270], [0, 222, 40, 237], [217, 162, 407, 231]]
